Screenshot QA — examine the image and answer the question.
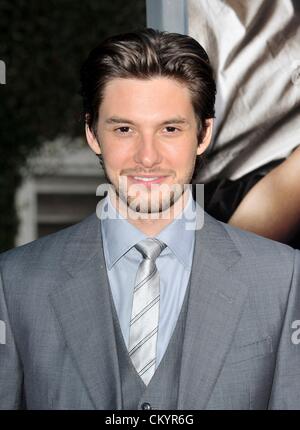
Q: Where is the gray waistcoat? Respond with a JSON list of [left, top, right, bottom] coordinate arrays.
[[110, 281, 191, 410]]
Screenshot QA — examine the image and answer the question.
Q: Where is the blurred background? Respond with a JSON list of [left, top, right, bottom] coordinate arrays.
[[1, 0, 299, 252], [0, 0, 146, 252]]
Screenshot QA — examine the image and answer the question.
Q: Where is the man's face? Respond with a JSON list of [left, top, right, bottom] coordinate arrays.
[[86, 77, 212, 213]]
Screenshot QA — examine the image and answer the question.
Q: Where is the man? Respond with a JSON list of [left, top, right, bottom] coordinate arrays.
[[0, 28, 300, 410]]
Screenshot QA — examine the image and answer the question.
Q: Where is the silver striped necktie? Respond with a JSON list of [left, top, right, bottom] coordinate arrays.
[[128, 238, 166, 385]]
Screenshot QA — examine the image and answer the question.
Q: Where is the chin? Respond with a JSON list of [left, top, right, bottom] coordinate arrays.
[[126, 191, 184, 214]]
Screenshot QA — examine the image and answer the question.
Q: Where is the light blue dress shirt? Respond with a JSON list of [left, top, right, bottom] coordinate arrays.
[[100, 191, 196, 368]]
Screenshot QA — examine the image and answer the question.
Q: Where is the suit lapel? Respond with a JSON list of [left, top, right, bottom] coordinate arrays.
[[178, 213, 250, 409], [49, 213, 122, 410]]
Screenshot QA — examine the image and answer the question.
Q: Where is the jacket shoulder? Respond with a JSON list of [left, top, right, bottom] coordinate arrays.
[[223, 221, 296, 259], [0, 213, 98, 284], [221, 221, 298, 286]]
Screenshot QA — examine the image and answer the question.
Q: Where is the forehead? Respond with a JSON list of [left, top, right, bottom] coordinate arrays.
[[99, 77, 195, 123]]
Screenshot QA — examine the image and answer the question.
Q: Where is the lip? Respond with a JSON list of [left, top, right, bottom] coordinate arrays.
[[127, 175, 169, 186]]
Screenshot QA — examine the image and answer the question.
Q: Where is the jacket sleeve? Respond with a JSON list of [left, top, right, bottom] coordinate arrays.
[[0, 269, 24, 409], [268, 249, 300, 409]]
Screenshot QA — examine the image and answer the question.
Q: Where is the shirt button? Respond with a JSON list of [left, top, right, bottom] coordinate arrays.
[[141, 402, 152, 410]]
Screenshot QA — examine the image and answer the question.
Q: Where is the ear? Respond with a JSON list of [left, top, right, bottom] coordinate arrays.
[[196, 118, 213, 155], [85, 121, 101, 155]]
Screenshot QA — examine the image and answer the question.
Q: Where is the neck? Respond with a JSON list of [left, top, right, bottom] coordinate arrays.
[[108, 188, 191, 236]]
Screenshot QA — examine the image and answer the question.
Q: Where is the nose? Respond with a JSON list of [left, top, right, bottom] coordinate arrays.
[[133, 134, 162, 168]]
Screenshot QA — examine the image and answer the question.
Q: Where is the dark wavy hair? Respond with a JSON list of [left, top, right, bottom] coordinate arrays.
[[80, 28, 216, 143]]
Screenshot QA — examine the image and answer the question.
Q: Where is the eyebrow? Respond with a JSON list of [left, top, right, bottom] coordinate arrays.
[[104, 116, 189, 126]]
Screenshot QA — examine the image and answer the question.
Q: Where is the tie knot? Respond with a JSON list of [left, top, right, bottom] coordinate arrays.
[[135, 238, 166, 261]]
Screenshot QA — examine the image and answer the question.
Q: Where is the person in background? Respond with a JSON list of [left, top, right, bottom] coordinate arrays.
[[189, 0, 300, 246]]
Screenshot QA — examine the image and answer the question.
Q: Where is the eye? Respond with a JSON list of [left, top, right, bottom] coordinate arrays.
[[115, 126, 132, 134], [163, 126, 180, 133]]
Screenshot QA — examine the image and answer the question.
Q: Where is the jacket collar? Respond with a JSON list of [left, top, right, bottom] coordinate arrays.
[[178, 211, 249, 409]]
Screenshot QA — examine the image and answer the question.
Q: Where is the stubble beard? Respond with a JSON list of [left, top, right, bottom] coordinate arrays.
[[100, 155, 196, 215]]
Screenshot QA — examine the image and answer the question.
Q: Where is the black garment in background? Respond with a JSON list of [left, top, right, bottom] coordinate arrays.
[[197, 159, 300, 249]]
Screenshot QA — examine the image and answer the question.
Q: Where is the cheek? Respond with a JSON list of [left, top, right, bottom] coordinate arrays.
[[101, 142, 131, 170], [166, 142, 197, 169]]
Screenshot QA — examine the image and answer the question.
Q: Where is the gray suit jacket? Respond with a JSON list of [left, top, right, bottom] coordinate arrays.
[[0, 212, 300, 409]]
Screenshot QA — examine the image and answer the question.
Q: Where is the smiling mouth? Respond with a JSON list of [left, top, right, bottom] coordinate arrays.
[[127, 175, 170, 185]]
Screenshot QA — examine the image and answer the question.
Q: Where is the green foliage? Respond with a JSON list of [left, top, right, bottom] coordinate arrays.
[[0, 0, 146, 251]]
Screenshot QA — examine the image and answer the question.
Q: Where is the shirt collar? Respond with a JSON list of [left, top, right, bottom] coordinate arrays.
[[156, 190, 196, 269], [101, 189, 196, 270]]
